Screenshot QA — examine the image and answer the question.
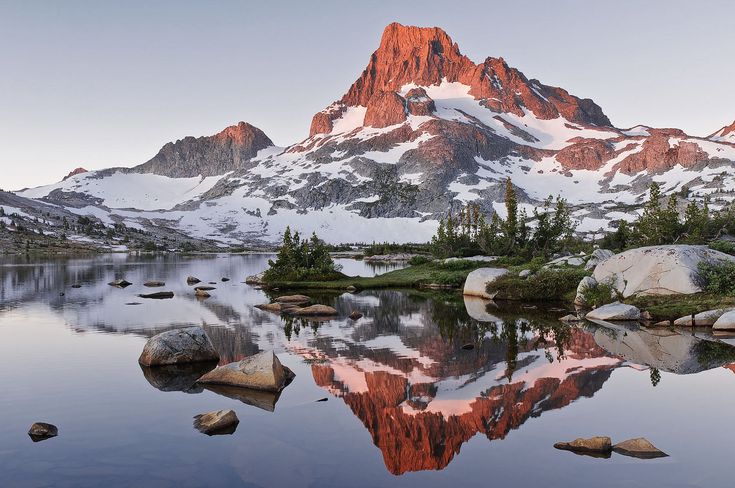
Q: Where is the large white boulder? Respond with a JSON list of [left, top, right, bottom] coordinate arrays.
[[544, 254, 586, 268], [463, 268, 509, 299], [138, 327, 220, 367], [197, 351, 295, 392], [713, 310, 735, 330], [586, 302, 640, 321], [593, 245, 735, 298]]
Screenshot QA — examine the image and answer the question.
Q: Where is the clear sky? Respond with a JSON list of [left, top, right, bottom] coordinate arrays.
[[2, 0, 735, 190]]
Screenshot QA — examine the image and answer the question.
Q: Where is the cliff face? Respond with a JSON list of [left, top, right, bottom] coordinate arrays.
[[134, 122, 274, 178]]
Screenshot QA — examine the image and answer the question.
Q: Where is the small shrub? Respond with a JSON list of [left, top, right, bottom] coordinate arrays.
[[408, 255, 431, 266], [698, 260, 735, 295], [487, 268, 588, 301], [709, 240, 735, 256], [581, 279, 620, 307]]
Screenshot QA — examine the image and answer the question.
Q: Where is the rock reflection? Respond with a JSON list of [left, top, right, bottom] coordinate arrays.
[[140, 362, 217, 393], [200, 384, 283, 412]]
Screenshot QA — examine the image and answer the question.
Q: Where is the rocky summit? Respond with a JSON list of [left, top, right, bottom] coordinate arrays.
[[11, 23, 735, 246]]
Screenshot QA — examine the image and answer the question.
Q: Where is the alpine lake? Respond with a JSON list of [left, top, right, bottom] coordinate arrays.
[[2, 253, 735, 487]]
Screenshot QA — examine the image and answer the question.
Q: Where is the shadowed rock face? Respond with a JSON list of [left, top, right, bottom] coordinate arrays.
[[134, 122, 274, 177]]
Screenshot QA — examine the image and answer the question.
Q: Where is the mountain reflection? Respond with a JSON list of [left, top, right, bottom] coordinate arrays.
[[4, 255, 735, 475]]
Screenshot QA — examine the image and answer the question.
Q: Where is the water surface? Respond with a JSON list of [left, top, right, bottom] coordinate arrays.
[[1, 254, 734, 487]]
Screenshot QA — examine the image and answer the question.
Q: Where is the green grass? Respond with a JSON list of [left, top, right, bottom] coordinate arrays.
[[487, 268, 589, 301], [627, 293, 735, 321], [264, 259, 488, 291]]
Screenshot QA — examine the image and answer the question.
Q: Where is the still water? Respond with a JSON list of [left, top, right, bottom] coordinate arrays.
[[1, 254, 735, 487]]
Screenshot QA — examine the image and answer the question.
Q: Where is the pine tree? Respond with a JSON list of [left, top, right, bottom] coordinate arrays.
[[503, 178, 518, 250]]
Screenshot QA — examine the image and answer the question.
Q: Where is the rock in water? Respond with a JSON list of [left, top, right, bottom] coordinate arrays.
[[144, 280, 165, 287], [713, 310, 735, 330], [71, 284, 82, 288], [195, 285, 216, 291], [255, 303, 301, 313], [348, 310, 363, 320], [585, 302, 641, 321], [674, 308, 732, 327], [194, 289, 211, 298], [275, 294, 311, 304], [108, 279, 132, 288], [613, 438, 668, 459], [290, 304, 338, 316], [245, 272, 265, 285], [28, 422, 58, 442], [462, 268, 509, 299], [197, 351, 295, 392], [593, 245, 735, 298], [554, 436, 612, 455], [221, 277, 230, 282], [139, 291, 175, 299], [186, 276, 201, 285], [138, 326, 220, 366], [193, 410, 239, 435]]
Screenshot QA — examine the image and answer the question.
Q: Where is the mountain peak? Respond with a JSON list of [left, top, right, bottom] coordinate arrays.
[[309, 23, 610, 136], [134, 122, 274, 178], [62, 167, 88, 181], [711, 120, 735, 143]]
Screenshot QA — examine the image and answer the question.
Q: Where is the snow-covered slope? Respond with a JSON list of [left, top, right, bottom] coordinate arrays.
[[14, 23, 735, 245]]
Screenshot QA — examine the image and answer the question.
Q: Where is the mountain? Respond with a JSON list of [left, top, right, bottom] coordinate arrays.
[[12, 23, 735, 247]]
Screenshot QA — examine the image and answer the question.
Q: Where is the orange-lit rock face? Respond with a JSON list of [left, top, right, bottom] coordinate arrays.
[[310, 23, 610, 137], [308, 328, 622, 475], [364, 91, 407, 128], [62, 167, 88, 180], [617, 129, 709, 174]]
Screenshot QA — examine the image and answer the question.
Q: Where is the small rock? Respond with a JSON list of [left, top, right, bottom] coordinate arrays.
[[554, 436, 612, 454], [316, 397, 328, 402], [208, 282, 217, 285], [139, 326, 220, 366], [245, 272, 265, 285], [290, 304, 338, 316], [198, 350, 295, 392], [193, 409, 239, 436], [71, 284, 82, 288], [584, 249, 614, 271], [613, 437, 668, 459], [519, 269, 532, 278], [195, 289, 211, 298], [144, 280, 165, 287], [138, 291, 175, 299], [255, 303, 301, 313], [108, 279, 132, 288], [560, 314, 582, 323], [346, 285, 357, 293], [641, 310, 653, 321], [195, 286, 216, 291], [221, 277, 230, 282], [125, 302, 143, 306], [348, 310, 363, 320], [585, 302, 640, 321], [28, 422, 58, 442], [275, 294, 311, 304], [461, 343, 475, 350], [186, 276, 201, 285]]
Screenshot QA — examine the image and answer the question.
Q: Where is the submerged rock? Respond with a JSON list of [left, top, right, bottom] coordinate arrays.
[[144, 280, 165, 287], [193, 410, 239, 436], [221, 277, 230, 282], [138, 291, 175, 299], [560, 314, 583, 323], [585, 302, 640, 321], [462, 268, 509, 299], [71, 284, 82, 288], [290, 304, 338, 316], [198, 351, 295, 392], [255, 302, 301, 313], [593, 245, 735, 298], [554, 436, 612, 455], [186, 276, 201, 285], [138, 326, 220, 367], [194, 285, 216, 291], [275, 294, 311, 304], [28, 422, 58, 442], [108, 279, 132, 288], [613, 438, 668, 459]]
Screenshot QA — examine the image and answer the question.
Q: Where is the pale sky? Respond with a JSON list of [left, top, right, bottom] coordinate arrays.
[[2, 0, 735, 190]]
